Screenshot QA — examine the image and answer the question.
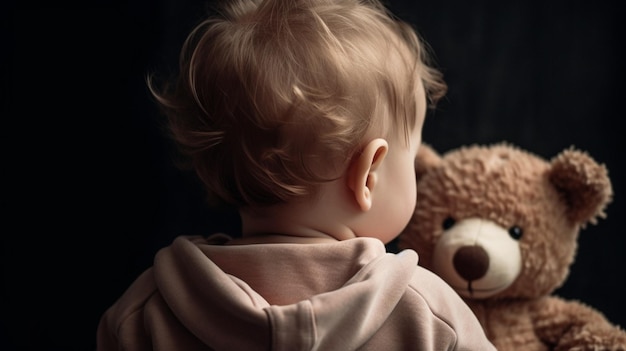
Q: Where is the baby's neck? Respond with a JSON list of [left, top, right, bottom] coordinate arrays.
[[226, 233, 340, 245], [236, 182, 360, 244]]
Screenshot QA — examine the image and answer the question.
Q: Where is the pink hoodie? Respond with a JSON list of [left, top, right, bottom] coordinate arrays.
[[97, 235, 496, 350]]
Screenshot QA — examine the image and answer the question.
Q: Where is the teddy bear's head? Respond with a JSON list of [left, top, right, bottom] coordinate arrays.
[[398, 142, 612, 300]]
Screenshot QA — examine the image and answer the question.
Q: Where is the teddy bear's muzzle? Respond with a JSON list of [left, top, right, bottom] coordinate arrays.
[[432, 218, 523, 299]]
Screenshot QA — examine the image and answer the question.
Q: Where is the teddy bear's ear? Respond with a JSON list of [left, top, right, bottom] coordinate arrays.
[[415, 143, 442, 181], [548, 147, 613, 226]]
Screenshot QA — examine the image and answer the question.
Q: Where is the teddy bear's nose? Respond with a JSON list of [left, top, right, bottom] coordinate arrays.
[[453, 245, 489, 281]]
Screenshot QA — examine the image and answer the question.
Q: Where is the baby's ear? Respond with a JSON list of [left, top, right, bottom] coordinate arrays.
[[415, 143, 442, 181], [347, 139, 389, 212]]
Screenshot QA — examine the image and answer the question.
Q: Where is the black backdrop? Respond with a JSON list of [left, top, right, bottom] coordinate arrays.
[[5, 0, 625, 350]]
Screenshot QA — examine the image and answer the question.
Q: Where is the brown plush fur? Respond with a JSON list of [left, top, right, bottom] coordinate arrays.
[[399, 142, 626, 350]]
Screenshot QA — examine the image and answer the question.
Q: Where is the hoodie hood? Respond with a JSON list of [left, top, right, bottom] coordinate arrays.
[[153, 235, 418, 351]]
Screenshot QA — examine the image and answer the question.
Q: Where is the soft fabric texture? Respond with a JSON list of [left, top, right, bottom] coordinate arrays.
[[97, 235, 496, 351], [399, 142, 626, 350]]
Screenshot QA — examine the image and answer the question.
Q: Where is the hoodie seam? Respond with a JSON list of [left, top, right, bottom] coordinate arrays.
[[406, 285, 459, 350], [113, 289, 160, 344]]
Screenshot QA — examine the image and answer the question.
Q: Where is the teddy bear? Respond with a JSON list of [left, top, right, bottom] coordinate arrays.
[[397, 142, 626, 351]]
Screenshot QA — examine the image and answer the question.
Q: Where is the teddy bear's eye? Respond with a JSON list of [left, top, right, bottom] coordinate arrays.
[[508, 226, 523, 240], [442, 217, 455, 230]]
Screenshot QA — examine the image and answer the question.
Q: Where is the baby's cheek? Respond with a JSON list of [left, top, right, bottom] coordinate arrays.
[[404, 193, 417, 226]]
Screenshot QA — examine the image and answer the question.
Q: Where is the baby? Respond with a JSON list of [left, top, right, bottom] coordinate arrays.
[[97, 0, 496, 349]]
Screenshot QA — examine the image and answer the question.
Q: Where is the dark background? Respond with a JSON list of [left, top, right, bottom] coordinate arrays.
[[5, 0, 625, 350]]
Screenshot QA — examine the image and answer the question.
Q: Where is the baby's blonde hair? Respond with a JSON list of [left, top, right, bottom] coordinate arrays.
[[149, 0, 446, 207]]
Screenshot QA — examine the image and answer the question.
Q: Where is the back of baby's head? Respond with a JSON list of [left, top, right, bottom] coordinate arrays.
[[150, 0, 446, 207]]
